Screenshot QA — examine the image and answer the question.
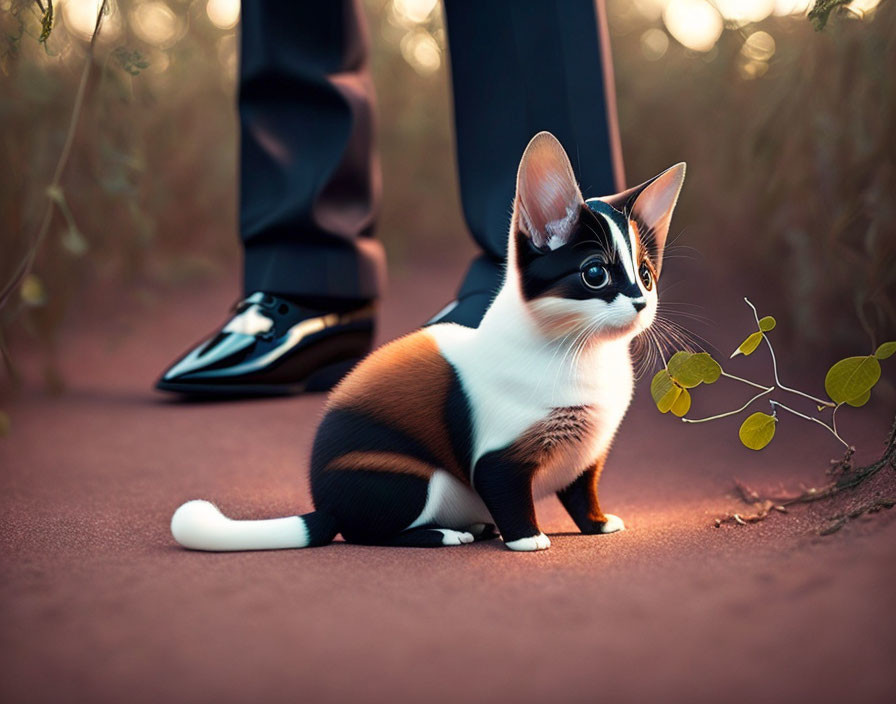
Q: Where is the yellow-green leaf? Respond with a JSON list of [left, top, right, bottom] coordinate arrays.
[[667, 351, 699, 388], [658, 386, 681, 414], [739, 412, 777, 451], [0, 410, 9, 438], [670, 388, 691, 417], [651, 369, 681, 413], [875, 341, 896, 360], [824, 356, 881, 405], [20, 274, 46, 306], [691, 352, 722, 384], [845, 388, 871, 408], [666, 351, 692, 368], [61, 226, 88, 256], [650, 369, 671, 404], [669, 350, 723, 387], [732, 331, 763, 358], [758, 316, 776, 332]]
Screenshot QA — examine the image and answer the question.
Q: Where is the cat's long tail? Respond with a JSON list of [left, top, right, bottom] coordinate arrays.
[[170, 500, 338, 551]]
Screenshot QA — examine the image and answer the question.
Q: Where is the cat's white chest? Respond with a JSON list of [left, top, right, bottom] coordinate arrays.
[[429, 319, 634, 495], [527, 364, 633, 498]]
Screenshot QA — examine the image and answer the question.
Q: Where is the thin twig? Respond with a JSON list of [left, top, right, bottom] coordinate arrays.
[[720, 370, 771, 391], [683, 386, 774, 423], [769, 400, 851, 449], [831, 402, 843, 439], [0, 0, 108, 310], [819, 497, 896, 535], [743, 298, 835, 409], [716, 415, 896, 528]]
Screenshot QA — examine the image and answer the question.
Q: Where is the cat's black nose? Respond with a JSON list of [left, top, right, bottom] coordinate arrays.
[[632, 298, 647, 312]]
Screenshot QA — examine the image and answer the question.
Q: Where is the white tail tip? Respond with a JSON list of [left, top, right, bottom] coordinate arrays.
[[171, 500, 231, 550], [171, 500, 308, 551]]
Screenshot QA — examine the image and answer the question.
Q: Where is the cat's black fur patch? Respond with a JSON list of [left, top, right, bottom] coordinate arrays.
[[445, 366, 474, 479], [556, 466, 607, 534], [515, 200, 645, 304], [310, 407, 442, 480], [473, 450, 539, 544], [298, 510, 340, 547], [313, 469, 429, 545], [379, 527, 459, 548]]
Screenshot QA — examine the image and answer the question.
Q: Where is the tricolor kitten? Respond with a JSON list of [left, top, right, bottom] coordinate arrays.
[[172, 132, 685, 552]]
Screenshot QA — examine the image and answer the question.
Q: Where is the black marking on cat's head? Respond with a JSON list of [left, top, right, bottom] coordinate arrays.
[[514, 201, 644, 305], [509, 131, 685, 338]]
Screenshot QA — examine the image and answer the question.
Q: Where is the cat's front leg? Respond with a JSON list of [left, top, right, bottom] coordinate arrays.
[[473, 452, 548, 551], [556, 457, 625, 535]]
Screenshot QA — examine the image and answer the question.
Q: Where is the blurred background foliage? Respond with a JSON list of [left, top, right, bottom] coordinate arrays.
[[1, 0, 894, 399]]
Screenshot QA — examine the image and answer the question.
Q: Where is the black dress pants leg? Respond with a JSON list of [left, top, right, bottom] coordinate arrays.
[[444, 0, 624, 303], [238, 0, 623, 316], [239, 0, 385, 305]]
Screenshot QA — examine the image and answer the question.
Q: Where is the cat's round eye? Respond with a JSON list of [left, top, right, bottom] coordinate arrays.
[[639, 262, 654, 291], [581, 263, 609, 290]]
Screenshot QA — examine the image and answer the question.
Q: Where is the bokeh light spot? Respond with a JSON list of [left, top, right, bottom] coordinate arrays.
[[773, 0, 813, 14], [392, 0, 438, 26], [663, 0, 723, 53], [714, 0, 775, 24], [631, 0, 668, 21], [640, 28, 670, 61], [742, 31, 775, 61], [848, 0, 882, 16], [400, 29, 441, 75], [206, 0, 240, 31], [131, 2, 183, 49], [62, 0, 122, 41], [739, 59, 769, 79]]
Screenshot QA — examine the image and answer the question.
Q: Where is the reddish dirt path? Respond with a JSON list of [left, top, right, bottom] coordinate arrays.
[[1, 259, 894, 703]]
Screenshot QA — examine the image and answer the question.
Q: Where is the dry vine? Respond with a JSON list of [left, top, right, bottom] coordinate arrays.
[[715, 414, 896, 533], [0, 0, 109, 311]]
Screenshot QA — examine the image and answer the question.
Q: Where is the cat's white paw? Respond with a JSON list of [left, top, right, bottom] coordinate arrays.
[[504, 532, 551, 551], [436, 529, 475, 545], [599, 514, 625, 534]]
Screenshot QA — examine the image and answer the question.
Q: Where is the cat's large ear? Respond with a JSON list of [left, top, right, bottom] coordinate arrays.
[[600, 163, 686, 273], [515, 132, 584, 250]]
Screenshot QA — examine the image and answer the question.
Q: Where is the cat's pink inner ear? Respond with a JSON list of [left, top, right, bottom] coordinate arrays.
[[630, 162, 686, 268], [516, 132, 583, 249]]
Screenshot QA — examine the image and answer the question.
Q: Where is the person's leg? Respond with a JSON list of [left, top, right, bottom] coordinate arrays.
[[239, 0, 385, 306], [157, 0, 382, 395], [434, 0, 624, 326]]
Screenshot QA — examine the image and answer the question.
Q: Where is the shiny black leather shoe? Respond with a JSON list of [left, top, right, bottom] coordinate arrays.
[[425, 255, 501, 328], [425, 291, 495, 328], [156, 292, 375, 397]]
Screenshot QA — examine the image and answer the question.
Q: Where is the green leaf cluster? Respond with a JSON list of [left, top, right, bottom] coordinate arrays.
[[38, 4, 53, 45], [112, 47, 150, 76], [651, 351, 722, 417], [824, 342, 896, 408], [650, 297, 895, 456], [808, 0, 852, 31]]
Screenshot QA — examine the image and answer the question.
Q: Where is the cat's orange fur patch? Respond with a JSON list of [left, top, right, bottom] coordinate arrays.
[[580, 455, 608, 523], [527, 296, 586, 336], [327, 330, 468, 482], [325, 451, 436, 479]]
